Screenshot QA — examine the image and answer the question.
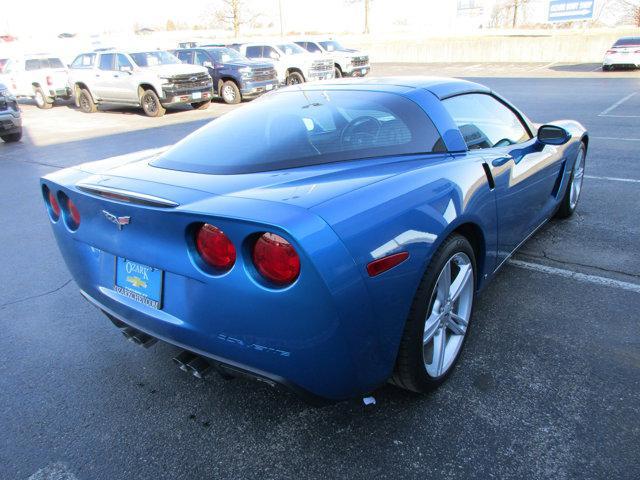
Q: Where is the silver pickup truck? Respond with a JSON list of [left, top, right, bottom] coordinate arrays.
[[68, 50, 213, 117]]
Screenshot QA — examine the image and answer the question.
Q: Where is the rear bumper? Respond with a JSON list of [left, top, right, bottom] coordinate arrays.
[[603, 53, 640, 67], [81, 290, 332, 405]]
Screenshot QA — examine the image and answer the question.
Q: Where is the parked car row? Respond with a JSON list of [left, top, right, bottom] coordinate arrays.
[[0, 82, 22, 143], [0, 38, 369, 118]]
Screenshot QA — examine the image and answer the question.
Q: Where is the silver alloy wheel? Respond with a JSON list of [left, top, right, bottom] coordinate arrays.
[[222, 84, 236, 102], [35, 90, 45, 107], [143, 93, 157, 113], [423, 252, 474, 378], [569, 149, 585, 210]]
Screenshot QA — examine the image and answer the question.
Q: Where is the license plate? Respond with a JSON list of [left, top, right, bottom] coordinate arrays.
[[192, 91, 202, 100], [266, 84, 273, 91], [114, 258, 163, 309], [361, 68, 367, 75]]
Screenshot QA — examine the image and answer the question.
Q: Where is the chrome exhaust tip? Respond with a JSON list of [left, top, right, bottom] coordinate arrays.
[[172, 351, 197, 371], [130, 331, 158, 348], [186, 356, 212, 379]]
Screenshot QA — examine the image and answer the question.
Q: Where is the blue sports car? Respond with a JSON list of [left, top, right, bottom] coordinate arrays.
[[41, 77, 587, 402]]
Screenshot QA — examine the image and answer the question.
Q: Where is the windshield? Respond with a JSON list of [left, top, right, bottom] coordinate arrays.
[[613, 37, 640, 47], [209, 47, 244, 63], [130, 51, 180, 67], [320, 40, 345, 52], [152, 89, 444, 174], [277, 43, 306, 55]]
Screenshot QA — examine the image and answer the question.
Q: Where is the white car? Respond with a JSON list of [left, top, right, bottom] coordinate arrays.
[[68, 50, 212, 117], [294, 39, 370, 78], [237, 42, 333, 85], [602, 37, 640, 71], [0, 56, 70, 109]]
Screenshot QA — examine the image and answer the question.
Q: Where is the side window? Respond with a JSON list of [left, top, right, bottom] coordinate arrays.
[[306, 42, 322, 53], [194, 50, 210, 65], [48, 58, 64, 68], [264, 46, 279, 60], [245, 46, 263, 58], [99, 54, 115, 71], [116, 54, 133, 70], [71, 54, 95, 68], [442, 93, 531, 149], [25, 59, 40, 71], [176, 50, 193, 63]]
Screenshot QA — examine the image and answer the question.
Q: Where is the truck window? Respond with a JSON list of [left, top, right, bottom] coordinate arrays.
[[99, 54, 115, 71], [176, 50, 193, 63], [245, 46, 263, 58], [48, 58, 64, 68], [194, 51, 209, 65], [305, 42, 322, 53], [25, 59, 41, 71], [71, 54, 96, 68], [116, 54, 133, 70]]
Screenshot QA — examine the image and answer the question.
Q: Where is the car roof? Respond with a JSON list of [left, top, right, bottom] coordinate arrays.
[[290, 76, 490, 100]]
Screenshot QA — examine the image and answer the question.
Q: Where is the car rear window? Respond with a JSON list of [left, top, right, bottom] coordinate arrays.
[[613, 37, 640, 47], [152, 89, 444, 174]]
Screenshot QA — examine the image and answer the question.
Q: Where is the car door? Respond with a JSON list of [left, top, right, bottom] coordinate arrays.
[[194, 50, 219, 91], [442, 93, 565, 266], [92, 53, 117, 101], [112, 54, 138, 102]]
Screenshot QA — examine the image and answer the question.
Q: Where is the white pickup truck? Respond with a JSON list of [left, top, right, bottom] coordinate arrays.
[[0, 56, 71, 109], [68, 49, 213, 117], [236, 42, 334, 85], [295, 39, 370, 78]]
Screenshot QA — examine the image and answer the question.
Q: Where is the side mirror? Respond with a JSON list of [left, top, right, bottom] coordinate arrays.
[[269, 51, 280, 60], [202, 60, 213, 68], [537, 124, 570, 145], [120, 65, 133, 74]]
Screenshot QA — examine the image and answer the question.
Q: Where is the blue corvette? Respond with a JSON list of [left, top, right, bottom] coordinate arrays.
[[41, 77, 587, 402]]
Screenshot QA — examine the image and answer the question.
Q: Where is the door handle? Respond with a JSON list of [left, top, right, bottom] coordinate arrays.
[[492, 155, 513, 167], [95, 74, 100, 77]]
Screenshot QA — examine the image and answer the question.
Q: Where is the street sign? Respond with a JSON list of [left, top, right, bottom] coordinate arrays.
[[548, 0, 594, 22]]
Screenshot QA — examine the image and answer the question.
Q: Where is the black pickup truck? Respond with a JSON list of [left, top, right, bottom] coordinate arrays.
[[173, 46, 278, 104]]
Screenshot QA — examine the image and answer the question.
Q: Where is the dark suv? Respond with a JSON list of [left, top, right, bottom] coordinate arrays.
[[173, 47, 278, 104]]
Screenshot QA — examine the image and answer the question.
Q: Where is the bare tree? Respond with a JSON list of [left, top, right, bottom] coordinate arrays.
[[489, 0, 530, 28], [617, 0, 640, 25], [347, 0, 372, 34], [216, 0, 257, 38]]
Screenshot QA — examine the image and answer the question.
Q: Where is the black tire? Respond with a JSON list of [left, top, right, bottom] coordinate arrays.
[[602, 65, 612, 72], [191, 100, 211, 110], [220, 80, 241, 104], [555, 143, 586, 219], [285, 71, 304, 86], [34, 87, 53, 109], [391, 234, 477, 393], [78, 88, 97, 113], [140, 89, 166, 117], [1, 129, 22, 143], [334, 66, 342, 78]]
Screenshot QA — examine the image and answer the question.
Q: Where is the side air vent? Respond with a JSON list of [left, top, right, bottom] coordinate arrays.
[[76, 183, 180, 208]]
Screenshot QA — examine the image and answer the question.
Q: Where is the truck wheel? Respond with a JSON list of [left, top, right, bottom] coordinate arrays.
[[334, 66, 342, 78], [285, 72, 304, 85], [220, 81, 241, 104], [78, 89, 97, 113], [141, 89, 166, 117], [34, 87, 53, 109], [1, 129, 22, 143], [191, 100, 211, 110]]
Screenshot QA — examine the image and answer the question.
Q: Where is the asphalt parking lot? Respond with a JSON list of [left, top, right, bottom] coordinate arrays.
[[1, 63, 639, 480]]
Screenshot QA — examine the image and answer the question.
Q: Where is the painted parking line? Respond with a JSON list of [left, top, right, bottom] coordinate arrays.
[[598, 92, 638, 116], [592, 136, 640, 141], [585, 174, 640, 184], [508, 259, 640, 294]]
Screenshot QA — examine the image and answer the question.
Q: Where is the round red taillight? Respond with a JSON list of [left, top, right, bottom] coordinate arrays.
[[48, 190, 61, 218], [67, 197, 81, 226], [195, 224, 236, 271], [252, 233, 300, 286]]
